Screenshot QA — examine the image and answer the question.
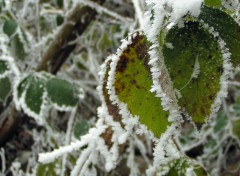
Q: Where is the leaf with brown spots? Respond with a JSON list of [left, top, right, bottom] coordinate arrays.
[[113, 33, 171, 138], [102, 59, 122, 123], [162, 21, 223, 129]]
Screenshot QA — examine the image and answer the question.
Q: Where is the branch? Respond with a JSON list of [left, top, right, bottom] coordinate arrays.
[[37, 0, 105, 74]]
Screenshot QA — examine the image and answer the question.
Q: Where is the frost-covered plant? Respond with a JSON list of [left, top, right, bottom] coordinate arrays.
[[1, 0, 240, 176], [38, 0, 240, 175], [39, 0, 240, 175]]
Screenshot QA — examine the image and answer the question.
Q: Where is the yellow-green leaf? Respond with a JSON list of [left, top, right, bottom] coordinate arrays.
[[113, 33, 171, 137]]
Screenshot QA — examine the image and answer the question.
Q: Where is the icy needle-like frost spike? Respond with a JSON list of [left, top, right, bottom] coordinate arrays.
[[199, 5, 240, 68]]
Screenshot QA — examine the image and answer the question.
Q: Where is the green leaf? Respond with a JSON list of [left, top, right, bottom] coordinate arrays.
[[0, 77, 11, 102], [3, 19, 17, 37], [56, 14, 64, 26], [159, 157, 209, 176], [0, 60, 9, 75], [199, 6, 240, 68], [46, 78, 78, 108], [56, 0, 63, 8], [36, 163, 57, 176], [113, 33, 171, 137], [16, 75, 32, 99], [204, 0, 221, 8], [162, 21, 223, 129], [25, 78, 45, 114], [231, 119, 240, 143], [10, 34, 26, 60], [74, 120, 89, 139], [213, 110, 228, 133]]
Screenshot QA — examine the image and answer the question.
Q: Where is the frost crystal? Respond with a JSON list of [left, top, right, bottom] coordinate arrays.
[[166, 0, 203, 23]]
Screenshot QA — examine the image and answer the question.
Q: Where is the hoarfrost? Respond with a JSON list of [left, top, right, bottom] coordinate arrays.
[[166, 0, 203, 23]]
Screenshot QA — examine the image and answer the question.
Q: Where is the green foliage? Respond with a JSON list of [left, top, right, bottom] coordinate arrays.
[[0, 60, 9, 75], [16, 75, 32, 99], [36, 163, 57, 176], [2, 18, 27, 60], [56, 14, 64, 26], [0, 77, 11, 102], [3, 19, 17, 37], [15, 72, 80, 119], [113, 33, 171, 137], [46, 78, 79, 108], [163, 21, 223, 128], [213, 110, 228, 133], [25, 78, 45, 114], [10, 34, 26, 61], [159, 157, 209, 176], [199, 6, 240, 67], [74, 119, 90, 139], [231, 119, 240, 142], [204, 0, 221, 8]]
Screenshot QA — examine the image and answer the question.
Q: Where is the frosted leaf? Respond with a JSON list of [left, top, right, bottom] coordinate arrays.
[[13, 72, 81, 124], [199, 5, 240, 68], [107, 31, 173, 138], [162, 21, 226, 129]]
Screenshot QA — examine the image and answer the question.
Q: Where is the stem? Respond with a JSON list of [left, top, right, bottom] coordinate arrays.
[[36, 0, 105, 74]]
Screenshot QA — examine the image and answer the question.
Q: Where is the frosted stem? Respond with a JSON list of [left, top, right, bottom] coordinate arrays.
[[132, 0, 145, 28], [61, 107, 77, 176], [70, 147, 92, 176], [38, 139, 88, 164]]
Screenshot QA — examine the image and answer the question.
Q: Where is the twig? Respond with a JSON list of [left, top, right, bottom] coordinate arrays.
[[36, 0, 105, 74]]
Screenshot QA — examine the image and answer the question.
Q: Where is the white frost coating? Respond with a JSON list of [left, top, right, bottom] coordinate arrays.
[[50, 101, 76, 112], [0, 33, 10, 55], [19, 84, 46, 125], [143, 1, 166, 43], [178, 57, 201, 92], [13, 73, 48, 125], [61, 107, 77, 176], [39, 103, 124, 174], [165, 43, 174, 49], [132, 0, 145, 28], [166, 0, 203, 23], [146, 124, 180, 176], [76, 0, 134, 24], [200, 23, 232, 127], [222, 0, 239, 11], [147, 44, 182, 124], [106, 31, 169, 142], [192, 57, 200, 79], [38, 120, 106, 164], [13, 74, 28, 111], [0, 148, 6, 175], [0, 56, 20, 78], [143, 0, 203, 43], [70, 147, 92, 176]]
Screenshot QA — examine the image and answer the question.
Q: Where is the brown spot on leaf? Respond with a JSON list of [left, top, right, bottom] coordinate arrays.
[[116, 56, 128, 73], [217, 66, 223, 73], [131, 80, 137, 84], [208, 94, 214, 100], [200, 107, 207, 116]]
